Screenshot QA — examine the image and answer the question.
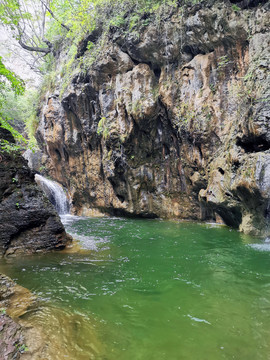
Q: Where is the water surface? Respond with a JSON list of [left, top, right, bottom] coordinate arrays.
[[1, 217, 270, 359]]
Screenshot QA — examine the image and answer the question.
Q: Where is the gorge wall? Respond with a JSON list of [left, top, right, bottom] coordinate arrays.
[[36, 0, 270, 236]]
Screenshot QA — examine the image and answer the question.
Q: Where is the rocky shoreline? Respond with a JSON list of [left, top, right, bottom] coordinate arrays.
[[0, 128, 73, 358]]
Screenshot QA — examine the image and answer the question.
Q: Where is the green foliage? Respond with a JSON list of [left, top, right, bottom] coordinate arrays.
[[0, 56, 24, 96], [176, 102, 196, 127], [129, 14, 140, 30], [132, 99, 144, 116], [0, 0, 53, 64], [43, 0, 179, 59], [87, 41, 95, 51], [39, 53, 55, 75], [110, 14, 126, 28], [20, 0, 182, 100], [40, 71, 58, 97], [0, 113, 28, 154], [209, 83, 217, 95], [0, 139, 22, 153], [0, 116, 27, 144], [15, 343, 29, 353], [58, 43, 79, 97], [46, 0, 98, 45], [0, 57, 39, 152], [39, 165, 46, 173], [23, 91, 39, 148], [217, 55, 230, 70], [97, 116, 110, 139], [1, 88, 38, 150], [232, 4, 241, 12], [175, 101, 213, 132], [230, 59, 265, 119], [0, 0, 23, 29], [0, 308, 6, 315]]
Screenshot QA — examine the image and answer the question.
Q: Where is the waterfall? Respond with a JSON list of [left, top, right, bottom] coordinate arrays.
[[35, 174, 70, 214]]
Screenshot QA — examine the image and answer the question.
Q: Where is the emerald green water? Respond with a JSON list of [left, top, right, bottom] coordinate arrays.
[[1, 216, 270, 359]]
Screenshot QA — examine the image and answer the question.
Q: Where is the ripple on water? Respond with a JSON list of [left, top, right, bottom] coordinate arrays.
[[186, 314, 211, 325], [20, 305, 103, 360], [248, 243, 270, 251]]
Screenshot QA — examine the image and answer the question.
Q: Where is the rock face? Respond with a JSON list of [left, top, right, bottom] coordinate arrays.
[[36, 0, 270, 235], [0, 128, 71, 256]]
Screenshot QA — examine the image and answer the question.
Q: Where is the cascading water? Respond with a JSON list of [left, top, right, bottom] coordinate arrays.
[[35, 174, 70, 214]]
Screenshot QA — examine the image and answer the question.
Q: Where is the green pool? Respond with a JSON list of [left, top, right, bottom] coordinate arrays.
[[1, 216, 270, 359]]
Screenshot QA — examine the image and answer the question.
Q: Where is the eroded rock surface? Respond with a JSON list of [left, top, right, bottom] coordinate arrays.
[[36, 0, 270, 235], [0, 314, 24, 359], [0, 274, 32, 360], [0, 128, 71, 256]]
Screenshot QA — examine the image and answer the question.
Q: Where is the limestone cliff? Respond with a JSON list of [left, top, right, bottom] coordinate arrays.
[[0, 128, 71, 256], [36, 0, 270, 236]]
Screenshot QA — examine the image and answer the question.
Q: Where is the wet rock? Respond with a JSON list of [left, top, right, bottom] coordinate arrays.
[[0, 274, 32, 360], [0, 274, 35, 320], [23, 149, 44, 173], [0, 129, 71, 256], [0, 314, 24, 360]]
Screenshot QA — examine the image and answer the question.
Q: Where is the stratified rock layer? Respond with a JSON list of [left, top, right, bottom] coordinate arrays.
[[36, 0, 270, 235], [0, 128, 71, 256]]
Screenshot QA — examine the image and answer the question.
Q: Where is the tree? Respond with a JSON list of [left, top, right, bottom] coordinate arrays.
[[0, 56, 27, 151], [0, 0, 59, 54], [0, 0, 97, 71]]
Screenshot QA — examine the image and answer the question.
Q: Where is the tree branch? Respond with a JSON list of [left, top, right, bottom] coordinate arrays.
[[40, 0, 70, 32], [18, 39, 51, 54]]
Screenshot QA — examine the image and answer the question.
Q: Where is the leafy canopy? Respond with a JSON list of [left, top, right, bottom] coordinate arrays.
[[0, 56, 24, 95], [0, 56, 27, 152]]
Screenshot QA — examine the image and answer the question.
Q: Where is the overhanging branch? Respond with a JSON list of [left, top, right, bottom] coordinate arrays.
[[18, 39, 52, 54]]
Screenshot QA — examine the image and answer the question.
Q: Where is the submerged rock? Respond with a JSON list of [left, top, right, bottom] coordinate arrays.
[[0, 274, 35, 319], [0, 272, 102, 360], [0, 128, 71, 256], [0, 274, 31, 360], [0, 314, 24, 359], [36, 0, 270, 236]]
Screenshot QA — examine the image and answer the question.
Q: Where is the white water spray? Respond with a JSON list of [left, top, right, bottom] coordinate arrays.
[[35, 174, 70, 214]]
